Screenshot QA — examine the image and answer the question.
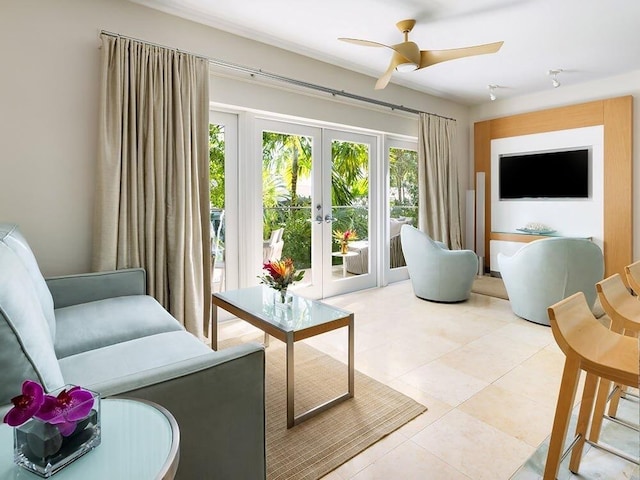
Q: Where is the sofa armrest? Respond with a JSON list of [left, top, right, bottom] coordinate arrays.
[[46, 269, 147, 308], [97, 344, 266, 480]]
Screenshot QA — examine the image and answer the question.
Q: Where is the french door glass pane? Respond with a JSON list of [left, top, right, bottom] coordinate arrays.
[[262, 131, 313, 287], [209, 124, 226, 292], [389, 147, 418, 269], [331, 140, 369, 278]]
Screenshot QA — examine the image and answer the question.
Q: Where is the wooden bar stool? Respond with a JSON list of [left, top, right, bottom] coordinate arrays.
[[625, 260, 640, 296], [590, 274, 640, 443], [543, 292, 639, 480]]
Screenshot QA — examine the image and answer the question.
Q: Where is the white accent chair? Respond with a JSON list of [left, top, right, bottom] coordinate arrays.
[[263, 228, 284, 263], [498, 237, 604, 326], [400, 225, 478, 302]]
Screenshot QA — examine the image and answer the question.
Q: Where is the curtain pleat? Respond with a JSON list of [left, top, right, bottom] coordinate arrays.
[[417, 114, 463, 250], [94, 34, 211, 339]]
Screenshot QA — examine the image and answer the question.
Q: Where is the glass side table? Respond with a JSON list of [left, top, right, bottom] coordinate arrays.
[[0, 398, 179, 479]]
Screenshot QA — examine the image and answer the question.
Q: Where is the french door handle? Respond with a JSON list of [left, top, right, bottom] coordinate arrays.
[[315, 215, 323, 224], [324, 214, 335, 223]]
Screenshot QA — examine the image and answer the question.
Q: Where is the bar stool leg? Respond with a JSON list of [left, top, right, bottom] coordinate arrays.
[[588, 377, 612, 443], [544, 356, 581, 480], [569, 372, 598, 472], [607, 384, 624, 416]]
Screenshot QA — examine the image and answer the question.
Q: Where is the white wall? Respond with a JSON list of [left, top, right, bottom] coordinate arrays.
[[0, 0, 469, 276], [470, 70, 640, 260]]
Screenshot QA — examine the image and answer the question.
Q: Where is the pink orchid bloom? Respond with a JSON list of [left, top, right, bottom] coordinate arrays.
[[35, 386, 95, 436], [3, 380, 45, 427]]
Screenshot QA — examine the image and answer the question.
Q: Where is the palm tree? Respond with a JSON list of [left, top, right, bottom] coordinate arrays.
[[262, 132, 312, 205], [331, 140, 369, 206]]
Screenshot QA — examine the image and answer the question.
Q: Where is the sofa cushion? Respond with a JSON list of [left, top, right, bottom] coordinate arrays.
[[0, 242, 65, 404], [58, 331, 212, 388], [54, 295, 184, 359], [0, 223, 56, 340]]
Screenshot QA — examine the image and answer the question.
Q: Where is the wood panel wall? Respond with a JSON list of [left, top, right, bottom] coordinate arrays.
[[474, 96, 633, 278]]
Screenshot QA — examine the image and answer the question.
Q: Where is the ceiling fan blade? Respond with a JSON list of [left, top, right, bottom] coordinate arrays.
[[375, 53, 403, 90], [338, 38, 393, 49], [418, 41, 503, 69]]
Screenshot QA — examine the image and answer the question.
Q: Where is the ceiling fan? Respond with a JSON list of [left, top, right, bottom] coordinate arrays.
[[339, 19, 503, 90]]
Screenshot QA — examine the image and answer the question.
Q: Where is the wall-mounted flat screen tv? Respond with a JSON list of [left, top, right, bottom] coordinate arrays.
[[499, 148, 589, 199]]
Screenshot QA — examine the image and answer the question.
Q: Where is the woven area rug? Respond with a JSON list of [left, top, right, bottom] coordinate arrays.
[[221, 335, 427, 480], [471, 274, 509, 300]]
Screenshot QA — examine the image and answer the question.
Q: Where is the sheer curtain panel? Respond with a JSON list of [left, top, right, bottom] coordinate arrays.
[[94, 34, 211, 338], [417, 114, 463, 250]]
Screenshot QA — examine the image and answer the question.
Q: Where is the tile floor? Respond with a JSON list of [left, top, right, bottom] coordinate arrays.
[[218, 280, 639, 480]]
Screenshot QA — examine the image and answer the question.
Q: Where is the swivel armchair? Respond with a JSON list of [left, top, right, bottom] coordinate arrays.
[[498, 237, 604, 326], [400, 225, 478, 302]]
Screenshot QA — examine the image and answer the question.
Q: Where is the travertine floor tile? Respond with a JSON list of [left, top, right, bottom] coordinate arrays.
[[398, 360, 489, 407], [351, 440, 472, 480], [458, 384, 557, 447], [411, 409, 534, 480]]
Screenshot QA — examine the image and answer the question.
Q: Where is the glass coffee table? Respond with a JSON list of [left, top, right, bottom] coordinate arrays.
[[212, 285, 354, 428]]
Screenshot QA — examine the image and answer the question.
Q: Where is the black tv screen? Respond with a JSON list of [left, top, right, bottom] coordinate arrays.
[[499, 149, 589, 199]]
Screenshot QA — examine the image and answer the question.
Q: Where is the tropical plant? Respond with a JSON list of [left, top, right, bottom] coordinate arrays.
[[389, 147, 418, 207], [331, 140, 369, 206], [262, 132, 312, 206]]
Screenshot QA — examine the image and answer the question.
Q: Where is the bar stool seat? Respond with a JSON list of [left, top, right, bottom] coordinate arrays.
[[544, 292, 639, 480]]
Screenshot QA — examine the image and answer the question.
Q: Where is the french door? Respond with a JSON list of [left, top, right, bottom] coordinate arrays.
[[209, 111, 239, 320], [258, 119, 378, 299]]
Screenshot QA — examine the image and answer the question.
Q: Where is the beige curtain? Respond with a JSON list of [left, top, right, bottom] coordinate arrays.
[[417, 113, 463, 249], [93, 34, 211, 339]]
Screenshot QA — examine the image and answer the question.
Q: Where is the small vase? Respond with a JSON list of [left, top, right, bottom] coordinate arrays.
[[340, 241, 349, 254], [13, 386, 101, 478], [274, 288, 293, 309]]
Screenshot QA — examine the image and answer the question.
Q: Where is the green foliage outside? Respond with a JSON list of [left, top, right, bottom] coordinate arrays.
[[209, 125, 225, 210], [389, 147, 419, 220]]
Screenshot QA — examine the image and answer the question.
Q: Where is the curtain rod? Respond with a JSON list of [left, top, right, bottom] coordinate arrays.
[[100, 30, 456, 122]]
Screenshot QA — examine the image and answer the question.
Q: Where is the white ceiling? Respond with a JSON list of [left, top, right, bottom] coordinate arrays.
[[132, 0, 640, 105]]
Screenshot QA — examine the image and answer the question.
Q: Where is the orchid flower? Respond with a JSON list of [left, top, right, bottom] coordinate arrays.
[[35, 386, 95, 436], [3, 380, 45, 427]]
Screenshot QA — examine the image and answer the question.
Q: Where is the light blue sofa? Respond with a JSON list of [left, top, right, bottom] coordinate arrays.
[[0, 223, 265, 479], [498, 237, 604, 326], [400, 225, 479, 302]]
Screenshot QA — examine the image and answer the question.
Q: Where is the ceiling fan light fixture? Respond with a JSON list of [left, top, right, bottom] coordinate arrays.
[[395, 62, 419, 72]]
